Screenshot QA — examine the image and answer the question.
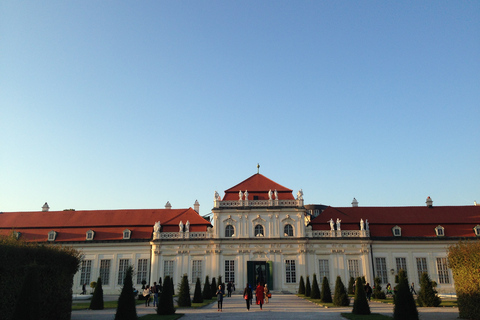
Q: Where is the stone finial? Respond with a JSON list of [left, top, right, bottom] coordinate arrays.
[[42, 202, 50, 212], [194, 200, 200, 213], [426, 196, 433, 208], [165, 201, 172, 209], [352, 198, 358, 207]]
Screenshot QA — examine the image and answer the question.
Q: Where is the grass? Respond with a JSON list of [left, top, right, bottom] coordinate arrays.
[[296, 294, 348, 308], [341, 313, 393, 320], [371, 297, 457, 307], [189, 298, 216, 308], [138, 315, 183, 320], [72, 299, 144, 310]]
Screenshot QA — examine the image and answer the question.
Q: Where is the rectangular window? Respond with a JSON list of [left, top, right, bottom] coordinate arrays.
[[164, 260, 174, 279], [118, 259, 130, 285], [375, 257, 388, 284], [192, 260, 202, 283], [80, 260, 92, 286], [436, 257, 450, 284], [348, 259, 360, 279], [318, 259, 330, 281], [395, 257, 407, 277], [99, 259, 111, 285], [225, 260, 235, 283], [137, 259, 149, 285], [416, 257, 428, 283], [285, 260, 296, 283]]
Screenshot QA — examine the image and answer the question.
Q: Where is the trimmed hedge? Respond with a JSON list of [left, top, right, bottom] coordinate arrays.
[[298, 276, 305, 295], [333, 276, 349, 306], [311, 274, 321, 299], [321, 276, 332, 303], [1, 234, 81, 320], [393, 269, 418, 320], [352, 277, 370, 315]]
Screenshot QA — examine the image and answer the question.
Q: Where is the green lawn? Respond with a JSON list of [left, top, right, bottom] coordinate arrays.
[[72, 299, 144, 310], [341, 313, 393, 320], [296, 294, 348, 308], [371, 298, 457, 308], [138, 314, 183, 320]]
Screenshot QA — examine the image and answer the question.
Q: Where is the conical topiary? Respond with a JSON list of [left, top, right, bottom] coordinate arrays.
[[321, 276, 332, 303], [348, 277, 355, 294], [177, 274, 191, 307], [373, 277, 386, 299], [417, 272, 441, 307], [114, 266, 138, 320], [202, 276, 211, 300], [192, 277, 203, 303], [210, 277, 217, 299], [157, 276, 175, 315], [311, 274, 321, 299], [352, 277, 370, 315], [305, 276, 311, 297], [393, 269, 418, 320], [89, 277, 104, 310], [298, 276, 305, 295], [333, 276, 350, 306]]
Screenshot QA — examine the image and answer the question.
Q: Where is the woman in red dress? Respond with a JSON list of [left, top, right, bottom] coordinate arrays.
[[255, 282, 265, 310]]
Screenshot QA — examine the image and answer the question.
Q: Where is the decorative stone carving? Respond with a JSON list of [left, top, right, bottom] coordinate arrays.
[[185, 220, 190, 232], [336, 218, 341, 231], [328, 218, 334, 230], [360, 219, 364, 230], [179, 220, 183, 232]]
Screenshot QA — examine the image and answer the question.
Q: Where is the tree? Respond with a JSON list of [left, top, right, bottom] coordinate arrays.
[[310, 274, 321, 299], [373, 277, 386, 299], [210, 277, 217, 299], [114, 266, 137, 320], [202, 276, 211, 300], [352, 277, 370, 315], [298, 276, 305, 295], [157, 276, 175, 315], [321, 276, 332, 303], [348, 277, 355, 294], [305, 276, 311, 297], [89, 277, 104, 310], [333, 276, 350, 306], [393, 269, 418, 320], [177, 274, 191, 307], [192, 277, 203, 303], [417, 272, 441, 307], [448, 240, 480, 320]]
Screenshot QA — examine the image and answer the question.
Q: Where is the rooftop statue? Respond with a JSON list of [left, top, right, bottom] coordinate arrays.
[[336, 218, 341, 231], [328, 218, 335, 231]]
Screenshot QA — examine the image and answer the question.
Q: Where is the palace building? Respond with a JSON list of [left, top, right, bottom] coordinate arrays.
[[1, 173, 479, 294]]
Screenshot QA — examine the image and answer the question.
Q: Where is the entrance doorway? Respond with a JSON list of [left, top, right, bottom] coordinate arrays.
[[247, 261, 273, 289]]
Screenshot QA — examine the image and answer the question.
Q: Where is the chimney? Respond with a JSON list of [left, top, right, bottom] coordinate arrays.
[[194, 200, 200, 213], [165, 201, 172, 209], [426, 196, 433, 208], [352, 198, 358, 207], [42, 202, 50, 212]]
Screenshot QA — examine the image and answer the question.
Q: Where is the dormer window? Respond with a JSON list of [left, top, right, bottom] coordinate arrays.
[[474, 225, 480, 237], [435, 225, 445, 237], [123, 229, 131, 240], [14, 231, 21, 240], [392, 226, 402, 237], [48, 230, 57, 241], [86, 230, 95, 241]]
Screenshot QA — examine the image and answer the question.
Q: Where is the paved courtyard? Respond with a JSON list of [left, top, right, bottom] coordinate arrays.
[[71, 293, 460, 320]]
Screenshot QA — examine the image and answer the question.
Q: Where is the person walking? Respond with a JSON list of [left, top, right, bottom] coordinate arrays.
[[227, 281, 232, 297], [410, 282, 417, 295], [243, 283, 253, 310], [264, 284, 269, 304], [365, 282, 372, 301], [255, 282, 265, 310], [151, 282, 158, 307], [216, 285, 224, 311], [143, 285, 151, 307]]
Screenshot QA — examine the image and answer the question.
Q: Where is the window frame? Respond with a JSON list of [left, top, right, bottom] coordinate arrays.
[[348, 259, 360, 279], [48, 230, 57, 241], [254, 224, 264, 237], [80, 260, 92, 286], [99, 259, 111, 285], [375, 257, 388, 284], [436, 257, 450, 284], [435, 225, 445, 237], [123, 229, 131, 240], [86, 230, 95, 241], [285, 259, 296, 283], [392, 226, 402, 237], [225, 260, 235, 283], [117, 259, 130, 285], [318, 259, 330, 281], [137, 258, 149, 285], [192, 260, 202, 283], [284, 224, 294, 237], [225, 225, 234, 237]]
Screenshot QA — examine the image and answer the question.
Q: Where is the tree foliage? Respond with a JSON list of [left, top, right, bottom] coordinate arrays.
[[352, 277, 370, 315], [114, 266, 137, 320], [373, 277, 386, 299], [448, 240, 480, 320], [417, 272, 440, 307], [177, 274, 191, 307], [333, 276, 350, 306], [310, 274, 321, 299], [202, 276, 211, 300], [393, 269, 418, 320], [89, 277, 104, 310], [192, 277, 203, 303], [210, 277, 217, 299], [305, 276, 311, 297], [157, 276, 175, 315], [298, 276, 305, 295], [321, 276, 332, 303]]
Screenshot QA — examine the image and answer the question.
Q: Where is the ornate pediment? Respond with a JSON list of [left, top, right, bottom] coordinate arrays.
[[281, 214, 295, 224], [252, 214, 266, 223], [223, 215, 237, 224]]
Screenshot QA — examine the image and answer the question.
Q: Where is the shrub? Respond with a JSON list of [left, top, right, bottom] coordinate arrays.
[[89, 277, 104, 310], [192, 277, 203, 303], [333, 276, 350, 306], [305, 276, 311, 297], [311, 274, 321, 299], [448, 240, 480, 320], [352, 277, 370, 315], [114, 266, 137, 320], [417, 272, 440, 307], [202, 276, 211, 300], [298, 276, 305, 295], [210, 277, 217, 299], [321, 276, 333, 303], [393, 269, 418, 320], [177, 274, 191, 307], [348, 277, 355, 294], [373, 277, 386, 299], [157, 276, 175, 315]]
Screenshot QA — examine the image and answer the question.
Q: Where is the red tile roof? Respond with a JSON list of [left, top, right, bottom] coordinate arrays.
[[0, 207, 211, 242], [222, 173, 295, 200], [310, 206, 480, 238]]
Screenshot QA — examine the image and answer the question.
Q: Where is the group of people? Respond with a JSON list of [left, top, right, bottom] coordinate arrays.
[[242, 283, 270, 311], [142, 282, 161, 307]]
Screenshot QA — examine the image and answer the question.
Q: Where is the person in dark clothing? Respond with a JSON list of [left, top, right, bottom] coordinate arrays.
[[216, 285, 224, 311], [227, 281, 232, 297], [365, 283, 373, 301], [243, 283, 253, 310], [410, 282, 417, 295]]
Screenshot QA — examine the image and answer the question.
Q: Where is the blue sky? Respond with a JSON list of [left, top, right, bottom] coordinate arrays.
[[1, 1, 479, 213]]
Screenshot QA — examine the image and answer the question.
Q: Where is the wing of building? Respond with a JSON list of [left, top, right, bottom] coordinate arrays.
[[1, 173, 479, 294]]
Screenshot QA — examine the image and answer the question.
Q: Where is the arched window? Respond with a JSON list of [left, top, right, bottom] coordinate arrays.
[[284, 224, 293, 237], [254, 224, 264, 237], [225, 225, 234, 237]]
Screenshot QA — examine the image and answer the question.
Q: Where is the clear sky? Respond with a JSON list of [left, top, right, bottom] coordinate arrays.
[[1, 1, 479, 214]]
